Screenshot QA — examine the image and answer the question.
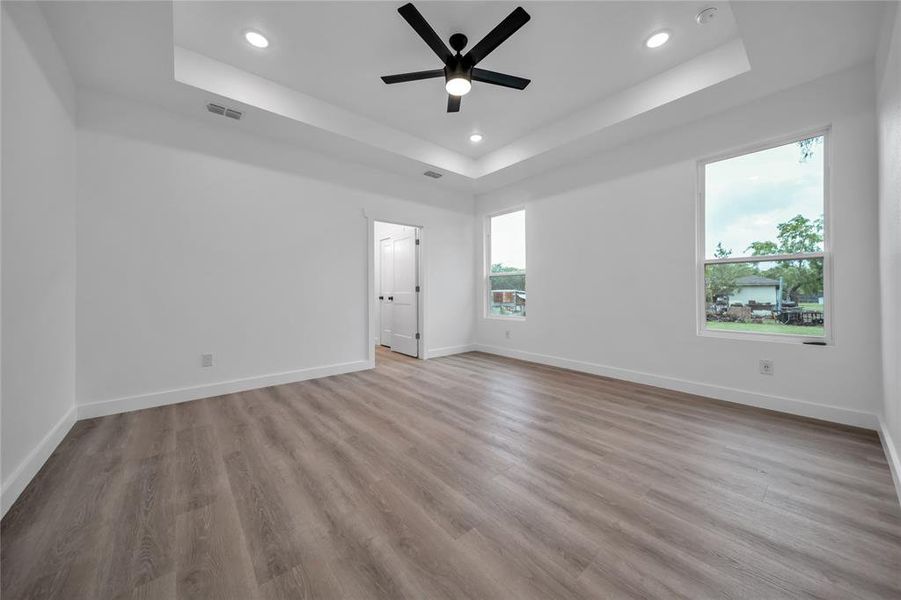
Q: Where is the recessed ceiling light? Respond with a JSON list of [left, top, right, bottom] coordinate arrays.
[[244, 30, 269, 49], [645, 31, 670, 49], [469, 133, 483, 143]]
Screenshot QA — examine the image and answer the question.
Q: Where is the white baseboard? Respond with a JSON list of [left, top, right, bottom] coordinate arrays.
[[77, 359, 373, 420], [1, 405, 77, 517], [425, 344, 477, 359], [878, 418, 901, 509], [473, 344, 879, 430]]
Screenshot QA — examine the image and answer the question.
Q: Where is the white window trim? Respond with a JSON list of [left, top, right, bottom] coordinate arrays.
[[484, 207, 526, 321], [696, 127, 834, 345]]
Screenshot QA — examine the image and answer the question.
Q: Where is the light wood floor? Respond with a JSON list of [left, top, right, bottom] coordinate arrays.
[[2, 348, 900, 599]]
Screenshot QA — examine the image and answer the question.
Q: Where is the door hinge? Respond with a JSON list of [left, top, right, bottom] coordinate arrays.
[[415, 285, 420, 292], [415, 333, 421, 340], [415, 238, 420, 245]]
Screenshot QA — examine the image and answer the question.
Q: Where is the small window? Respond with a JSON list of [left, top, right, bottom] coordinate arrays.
[[487, 209, 526, 318], [700, 133, 828, 340]]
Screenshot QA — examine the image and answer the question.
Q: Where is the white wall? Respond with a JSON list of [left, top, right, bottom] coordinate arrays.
[[1, 3, 77, 514], [75, 91, 475, 417], [876, 4, 901, 489], [475, 64, 882, 428]]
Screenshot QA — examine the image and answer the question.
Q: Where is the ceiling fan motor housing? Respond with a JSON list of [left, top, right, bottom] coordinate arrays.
[[444, 56, 471, 86]]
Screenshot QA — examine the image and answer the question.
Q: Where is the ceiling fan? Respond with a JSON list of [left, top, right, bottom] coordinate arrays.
[[381, 3, 531, 113]]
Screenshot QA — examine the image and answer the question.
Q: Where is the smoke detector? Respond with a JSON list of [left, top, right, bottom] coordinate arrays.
[[696, 7, 718, 25]]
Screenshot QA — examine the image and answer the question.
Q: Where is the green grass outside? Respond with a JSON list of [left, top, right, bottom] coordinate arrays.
[[706, 321, 825, 336]]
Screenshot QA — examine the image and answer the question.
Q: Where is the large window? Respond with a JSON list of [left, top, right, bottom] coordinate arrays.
[[700, 132, 829, 340], [487, 209, 526, 318]]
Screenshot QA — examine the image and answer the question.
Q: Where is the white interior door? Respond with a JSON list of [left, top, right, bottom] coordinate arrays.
[[390, 230, 418, 357], [379, 237, 393, 347]]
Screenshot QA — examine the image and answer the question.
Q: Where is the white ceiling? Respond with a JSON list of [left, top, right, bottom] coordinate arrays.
[[173, 1, 739, 157], [39, 1, 889, 193]]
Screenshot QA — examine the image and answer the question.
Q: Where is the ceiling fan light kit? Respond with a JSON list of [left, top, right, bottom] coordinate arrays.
[[444, 52, 472, 96], [381, 3, 532, 113], [445, 77, 472, 96]]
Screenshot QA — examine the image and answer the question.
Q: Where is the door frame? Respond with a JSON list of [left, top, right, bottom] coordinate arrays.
[[366, 215, 425, 364]]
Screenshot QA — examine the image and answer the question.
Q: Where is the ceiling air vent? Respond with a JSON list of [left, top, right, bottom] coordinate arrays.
[[206, 103, 243, 120], [423, 170, 443, 179]]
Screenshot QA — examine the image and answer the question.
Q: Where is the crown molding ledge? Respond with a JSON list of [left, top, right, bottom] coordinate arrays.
[[174, 46, 480, 178], [174, 37, 749, 182]]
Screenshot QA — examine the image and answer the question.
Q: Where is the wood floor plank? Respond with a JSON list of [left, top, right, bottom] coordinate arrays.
[[3, 347, 900, 599], [174, 500, 257, 600], [221, 447, 304, 587]]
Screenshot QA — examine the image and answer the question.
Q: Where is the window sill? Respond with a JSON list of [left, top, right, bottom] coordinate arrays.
[[698, 328, 831, 346], [484, 315, 526, 322]]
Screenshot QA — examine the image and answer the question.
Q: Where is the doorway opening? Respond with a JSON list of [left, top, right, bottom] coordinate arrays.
[[373, 220, 422, 362]]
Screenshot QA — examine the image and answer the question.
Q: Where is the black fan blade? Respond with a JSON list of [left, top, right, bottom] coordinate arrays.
[[397, 3, 452, 63], [471, 68, 530, 90], [381, 69, 445, 84], [464, 7, 530, 67], [447, 94, 461, 113]]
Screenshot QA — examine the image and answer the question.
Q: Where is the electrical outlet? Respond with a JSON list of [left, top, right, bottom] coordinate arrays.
[[201, 353, 213, 368], [505, 330, 511, 339], [759, 359, 774, 376]]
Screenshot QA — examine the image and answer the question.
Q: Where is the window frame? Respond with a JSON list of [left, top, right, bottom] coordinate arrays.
[[485, 207, 527, 321], [696, 127, 833, 344]]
